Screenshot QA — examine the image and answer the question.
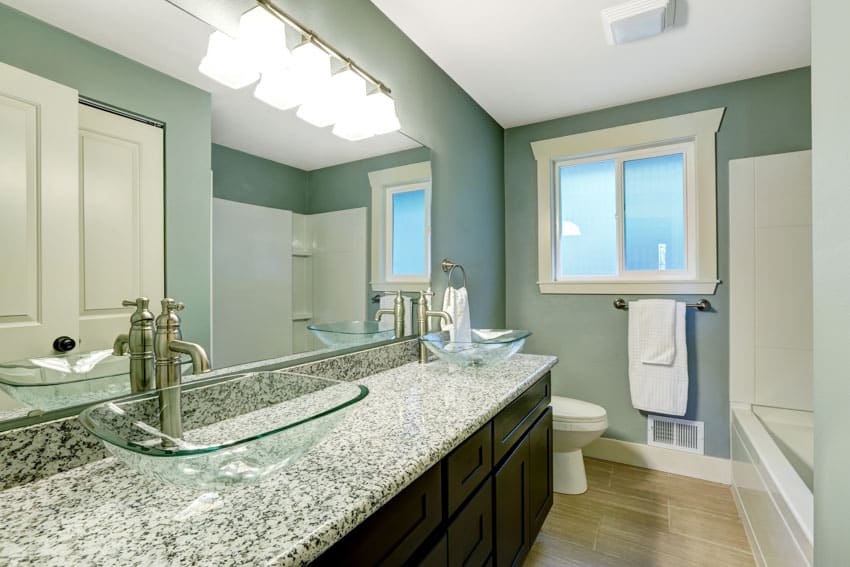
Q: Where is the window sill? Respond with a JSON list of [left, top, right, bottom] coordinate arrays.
[[372, 281, 431, 293], [538, 280, 719, 295]]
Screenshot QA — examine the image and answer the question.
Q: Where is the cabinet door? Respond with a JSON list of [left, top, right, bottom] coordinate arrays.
[[448, 478, 492, 567], [0, 62, 79, 361], [494, 435, 530, 567], [528, 408, 553, 542]]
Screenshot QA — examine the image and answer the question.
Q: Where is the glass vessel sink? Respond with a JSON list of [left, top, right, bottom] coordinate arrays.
[[0, 350, 190, 411], [79, 372, 368, 490], [308, 320, 395, 347], [421, 329, 532, 367]]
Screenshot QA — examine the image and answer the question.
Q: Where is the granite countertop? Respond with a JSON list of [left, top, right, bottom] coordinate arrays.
[[0, 354, 557, 566]]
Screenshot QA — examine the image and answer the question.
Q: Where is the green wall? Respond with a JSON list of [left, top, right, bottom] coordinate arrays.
[[212, 143, 309, 213], [812, 0, 849, 561], [504, 68, 811, 458], [282, 0, 506, 328], [0, 3, 213, 351]]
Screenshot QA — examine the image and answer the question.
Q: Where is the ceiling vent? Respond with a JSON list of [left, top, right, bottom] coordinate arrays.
[[601, 0, 676, 45]]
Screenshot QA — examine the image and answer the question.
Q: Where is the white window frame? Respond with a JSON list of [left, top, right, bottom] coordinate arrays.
[[369, 160, 432, 292], [531, 108, 724, 295]]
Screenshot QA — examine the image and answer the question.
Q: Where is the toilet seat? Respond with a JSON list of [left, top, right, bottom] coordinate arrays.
[[551, 395, 608, 431]]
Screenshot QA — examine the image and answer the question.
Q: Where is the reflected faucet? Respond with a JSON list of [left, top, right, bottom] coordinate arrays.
[[154, 299, 210, 441], [113, 298, 155, 393], [417, 289, 452, 364], [374, 290, 406, 339]]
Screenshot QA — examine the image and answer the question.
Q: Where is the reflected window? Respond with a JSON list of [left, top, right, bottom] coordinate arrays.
[[368, 161, 432, 290]]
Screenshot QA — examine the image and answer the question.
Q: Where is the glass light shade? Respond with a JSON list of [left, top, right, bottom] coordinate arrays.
[[561, 220, 582, 237], [364, 91, 401, 135], [297, 68, 366, 128], [198, 31, 259, 89], [238, 7, 290, 72], [332, 97, 375, 141], [253, 69, 302, 111]]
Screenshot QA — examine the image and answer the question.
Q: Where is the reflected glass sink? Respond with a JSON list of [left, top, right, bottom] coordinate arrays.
[[0, 350, 190, 411], [308, 320, 395, 347], [79, 372, 368, 490], [421, 329, 532, 367]]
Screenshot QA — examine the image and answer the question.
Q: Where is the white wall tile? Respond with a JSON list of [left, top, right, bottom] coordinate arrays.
[[754, 150, 812, 228], [755, 347, 814, 411], [729, 158, 756, 404], [755, 226, 813, 350]]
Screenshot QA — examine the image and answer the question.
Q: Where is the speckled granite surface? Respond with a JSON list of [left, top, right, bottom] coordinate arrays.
[[0, 339, 417, 490], [0, 354, 556, 566]]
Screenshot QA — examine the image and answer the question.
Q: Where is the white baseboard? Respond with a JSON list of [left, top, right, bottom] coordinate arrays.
[[583, 437, 732, 484]]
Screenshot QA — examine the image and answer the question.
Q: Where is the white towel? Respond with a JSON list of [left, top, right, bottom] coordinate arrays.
[[635, 300, 677, 365], [378, 294, 413, 335], [628, 300, 688, 416], [442, 286, 471, 342]]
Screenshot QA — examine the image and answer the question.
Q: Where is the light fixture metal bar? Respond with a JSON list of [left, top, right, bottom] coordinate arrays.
[[256, 0, 391, 94]]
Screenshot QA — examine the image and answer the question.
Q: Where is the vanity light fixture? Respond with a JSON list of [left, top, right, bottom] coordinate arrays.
[[197, 0, 401, 140], [254, 41, 331, 111], [297, 67, 366, 128], [198, 30, 260, 89]]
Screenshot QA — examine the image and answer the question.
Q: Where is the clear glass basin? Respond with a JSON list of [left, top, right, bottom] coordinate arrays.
[[308, 320, 395, 347], [421, 329, 532, 367], [79, 372, 368, 490], [0, 350, 190, 411]]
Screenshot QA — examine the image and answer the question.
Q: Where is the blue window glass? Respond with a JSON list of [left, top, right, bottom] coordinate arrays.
[[558, 160, 618, 277], [391, 189, 426, 275], [623, 154, 685, 271]]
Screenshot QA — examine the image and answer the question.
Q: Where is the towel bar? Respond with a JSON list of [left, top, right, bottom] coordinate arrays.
[[613, 298, 711, 311]]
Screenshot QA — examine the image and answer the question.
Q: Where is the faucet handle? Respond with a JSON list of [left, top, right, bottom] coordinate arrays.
[[160, 299, 185, 313], [122, 297, 150, 308]]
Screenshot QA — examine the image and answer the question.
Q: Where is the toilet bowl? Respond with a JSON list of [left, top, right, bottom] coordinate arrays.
[[551, 395, 608, 495]]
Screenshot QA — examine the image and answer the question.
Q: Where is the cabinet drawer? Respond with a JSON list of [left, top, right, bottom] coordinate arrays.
[[493, 373, 551, 464], [313, 464, 442, 567], [446, 423, 492, 515], [447, 477, 493, 567]]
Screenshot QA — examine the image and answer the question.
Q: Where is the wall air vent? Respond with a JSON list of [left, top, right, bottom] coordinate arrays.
[[647, 415, 704, 454]]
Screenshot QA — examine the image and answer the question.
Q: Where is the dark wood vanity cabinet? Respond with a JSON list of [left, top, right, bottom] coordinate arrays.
[[312, 372, 552, 567]]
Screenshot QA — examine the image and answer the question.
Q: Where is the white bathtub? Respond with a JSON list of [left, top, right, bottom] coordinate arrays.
[[731, 406, 813, 567]]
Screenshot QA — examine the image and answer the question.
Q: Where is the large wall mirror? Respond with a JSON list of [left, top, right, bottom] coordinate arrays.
[[0, 0, 432, 429]]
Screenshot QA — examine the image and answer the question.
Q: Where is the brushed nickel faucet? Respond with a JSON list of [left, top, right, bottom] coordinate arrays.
[[113, 298, 155, 393], [154, 299, 210, 440], [417, 289, 452, 364], [374, 290, 406, 339]]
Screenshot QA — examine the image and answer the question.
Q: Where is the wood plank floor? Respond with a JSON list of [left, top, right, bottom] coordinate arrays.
[[527, 458, 755, 567]]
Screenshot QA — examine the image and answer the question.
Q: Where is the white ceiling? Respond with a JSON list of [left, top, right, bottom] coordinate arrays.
[[3, 0, 420, 170], [370, 0, 811, 128]]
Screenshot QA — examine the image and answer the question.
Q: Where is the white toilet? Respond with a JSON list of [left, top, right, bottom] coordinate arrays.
[[551, 395, 608, 495]]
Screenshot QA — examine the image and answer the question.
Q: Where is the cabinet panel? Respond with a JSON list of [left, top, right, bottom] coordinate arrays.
[[494, 435, 531, 567], [448, 477, 492, 567], [528, 408, 553, 542], [493, 373, 550, 464], [446, 422, 492, 515]]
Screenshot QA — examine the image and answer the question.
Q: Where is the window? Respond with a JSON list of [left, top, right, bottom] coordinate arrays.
[[532, 108, 724, 294], [369, 161, 432, 291]]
